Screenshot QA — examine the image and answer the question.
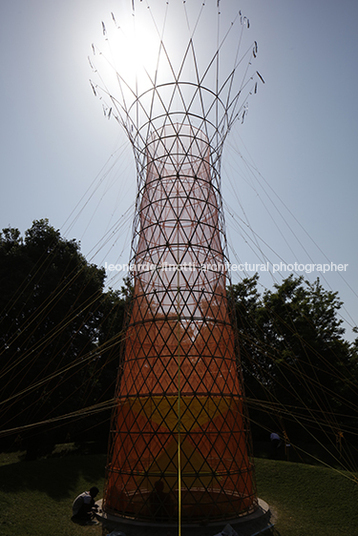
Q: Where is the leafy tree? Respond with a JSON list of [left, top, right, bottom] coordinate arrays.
[[0, 219, 125, 456], [229, 275, 355, 443], [2, 223, 355, 461], [94, 280, 132, 402]]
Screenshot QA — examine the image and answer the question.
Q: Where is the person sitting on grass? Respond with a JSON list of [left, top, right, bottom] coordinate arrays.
[[71, 486, 99, 524]]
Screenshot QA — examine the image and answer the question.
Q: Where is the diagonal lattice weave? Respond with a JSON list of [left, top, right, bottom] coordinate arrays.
[[103, 124, 257, 523]]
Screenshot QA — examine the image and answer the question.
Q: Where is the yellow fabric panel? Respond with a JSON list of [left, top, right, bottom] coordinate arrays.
[[137, 437, 221, 491], [123, 395, 235, 432]]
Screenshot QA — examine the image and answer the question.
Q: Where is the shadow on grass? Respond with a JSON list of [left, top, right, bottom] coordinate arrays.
[[0, 453, 106, 501]]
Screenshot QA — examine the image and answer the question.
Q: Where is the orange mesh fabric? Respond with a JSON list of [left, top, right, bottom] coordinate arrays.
[[103, 125, 257, 522]]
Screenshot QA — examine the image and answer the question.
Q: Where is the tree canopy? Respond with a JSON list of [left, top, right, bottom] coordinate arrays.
[[0, 220, 356, 466], [0, 220, 125, 457], [229, 274, 357, 448]]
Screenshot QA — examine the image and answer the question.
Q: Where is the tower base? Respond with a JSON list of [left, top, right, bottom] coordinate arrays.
[[95, 498, 273, 536]]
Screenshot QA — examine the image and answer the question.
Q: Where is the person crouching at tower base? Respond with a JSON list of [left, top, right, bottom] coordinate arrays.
[[71, 486, 99, 524]]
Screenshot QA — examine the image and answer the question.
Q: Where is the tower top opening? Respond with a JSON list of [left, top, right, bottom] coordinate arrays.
[[90, 1, 264, 157]]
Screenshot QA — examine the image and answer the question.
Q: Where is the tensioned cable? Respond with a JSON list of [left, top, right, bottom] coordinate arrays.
[[223, 152, 298, 260], [222, 144, 356, 332], [122, 2, 356, 478], [230, 271, 357, 393], [0, 331, 126, 409], [61, 142, 129, 236], [0, 246, 131, 412], [0, 149, 133, 353], [223, 220, 357, 463], [87, 203, 134, 263], [227, 131, 357, 325], [231, 289, 358, 470], [2, 0, 355, 493], [176, 183, 182, 536]]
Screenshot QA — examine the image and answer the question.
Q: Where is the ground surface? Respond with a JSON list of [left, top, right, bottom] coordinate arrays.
[[0, 449, 357, 536]]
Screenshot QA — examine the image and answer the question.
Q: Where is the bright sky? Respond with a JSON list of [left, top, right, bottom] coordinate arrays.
[[0, 0, 357, 340]]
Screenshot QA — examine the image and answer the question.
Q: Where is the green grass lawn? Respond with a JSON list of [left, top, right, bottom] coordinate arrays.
[[255, 458, 358, 536], [0, 450, 357, 536], [0, 451, 105, 536]]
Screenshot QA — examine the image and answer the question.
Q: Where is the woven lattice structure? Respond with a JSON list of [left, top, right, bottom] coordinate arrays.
[[93, 2, 264, 526]]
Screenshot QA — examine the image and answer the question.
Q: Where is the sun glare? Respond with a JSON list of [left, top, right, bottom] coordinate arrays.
[[94, 5, 165, 102], [90, 1, 260, 146]]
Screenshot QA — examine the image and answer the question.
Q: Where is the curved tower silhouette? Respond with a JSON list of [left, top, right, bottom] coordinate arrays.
[[91, 1, 265, 527]]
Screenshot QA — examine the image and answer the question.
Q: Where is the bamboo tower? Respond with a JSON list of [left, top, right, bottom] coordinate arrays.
[[91, 1, 265, 527]]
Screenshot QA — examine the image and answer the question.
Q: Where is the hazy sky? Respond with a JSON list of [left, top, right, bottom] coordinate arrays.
[[0, 0, 357, 340]]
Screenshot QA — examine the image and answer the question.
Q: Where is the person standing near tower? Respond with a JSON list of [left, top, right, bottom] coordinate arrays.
[[270, 432, 282, 458]]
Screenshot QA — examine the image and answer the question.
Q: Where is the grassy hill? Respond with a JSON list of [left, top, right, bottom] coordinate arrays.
[[0, 449, 357, 536]]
